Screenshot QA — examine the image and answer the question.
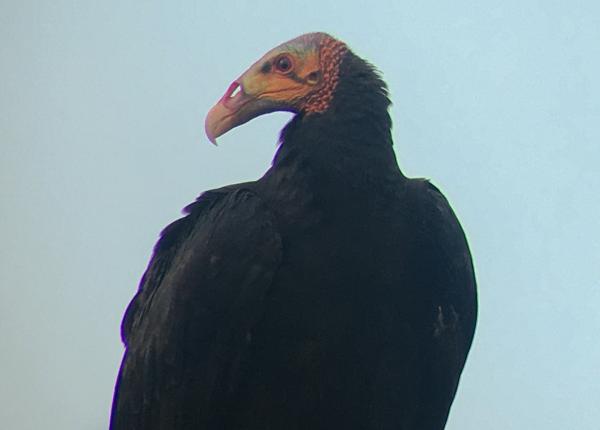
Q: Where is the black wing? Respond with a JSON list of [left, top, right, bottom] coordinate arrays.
[[412, 180, 478, 429], [110, 184, 282, 430]]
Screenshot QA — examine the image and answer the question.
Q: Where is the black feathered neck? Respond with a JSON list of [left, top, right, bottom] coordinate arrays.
[[271, 50, 400, 180]]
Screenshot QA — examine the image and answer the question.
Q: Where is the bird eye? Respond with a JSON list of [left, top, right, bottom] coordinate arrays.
[[274, 55, 293, 73]]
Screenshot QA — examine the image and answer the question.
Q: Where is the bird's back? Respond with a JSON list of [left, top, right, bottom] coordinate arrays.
[[211, 176, 477, 429], [111, 174, 476, 430]]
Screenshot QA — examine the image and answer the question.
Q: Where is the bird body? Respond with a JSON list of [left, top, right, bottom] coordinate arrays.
[[111, 33, 477, 430]]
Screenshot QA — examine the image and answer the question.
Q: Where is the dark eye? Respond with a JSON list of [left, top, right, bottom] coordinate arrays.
[[275, 55, 293, 73]]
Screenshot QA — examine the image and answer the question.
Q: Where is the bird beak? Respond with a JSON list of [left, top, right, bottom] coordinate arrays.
[[205, 70, 283, 145]]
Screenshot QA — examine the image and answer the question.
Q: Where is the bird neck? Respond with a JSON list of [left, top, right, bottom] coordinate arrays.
[[270, 51, 402, 186]]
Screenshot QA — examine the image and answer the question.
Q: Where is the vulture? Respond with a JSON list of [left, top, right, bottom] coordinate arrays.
[[110, 32, 477, 430]]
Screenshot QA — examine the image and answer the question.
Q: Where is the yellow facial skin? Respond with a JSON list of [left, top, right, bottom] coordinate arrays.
[[205, 33, 327, 144], [241, 45, 322, 107]]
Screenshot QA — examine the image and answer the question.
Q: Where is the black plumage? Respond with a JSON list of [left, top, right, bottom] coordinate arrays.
[[111, 34, 477, 430]]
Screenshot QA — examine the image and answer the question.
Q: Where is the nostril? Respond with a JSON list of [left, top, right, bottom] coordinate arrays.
[[220, 81, 247, 110], [224, 81, 242, 100], [229, 84, 241, 98]]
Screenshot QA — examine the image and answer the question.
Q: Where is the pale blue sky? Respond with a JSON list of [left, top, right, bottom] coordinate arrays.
[[1, 1, 599, 429]]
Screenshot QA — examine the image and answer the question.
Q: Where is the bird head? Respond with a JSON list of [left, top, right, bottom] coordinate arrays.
[[205, 32, 348, 144]]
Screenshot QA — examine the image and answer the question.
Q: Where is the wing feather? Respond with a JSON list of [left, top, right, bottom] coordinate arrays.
[[111, 185, 282, 430]]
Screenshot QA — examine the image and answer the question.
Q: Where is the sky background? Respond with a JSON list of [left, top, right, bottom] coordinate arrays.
[[1, 1, 599, 429]]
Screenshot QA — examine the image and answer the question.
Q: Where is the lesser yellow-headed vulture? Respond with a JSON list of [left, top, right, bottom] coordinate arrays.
[[110, 32, 477, 430]]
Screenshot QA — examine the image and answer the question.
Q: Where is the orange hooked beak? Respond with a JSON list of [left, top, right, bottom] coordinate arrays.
[[204, 78, 286, 145]]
